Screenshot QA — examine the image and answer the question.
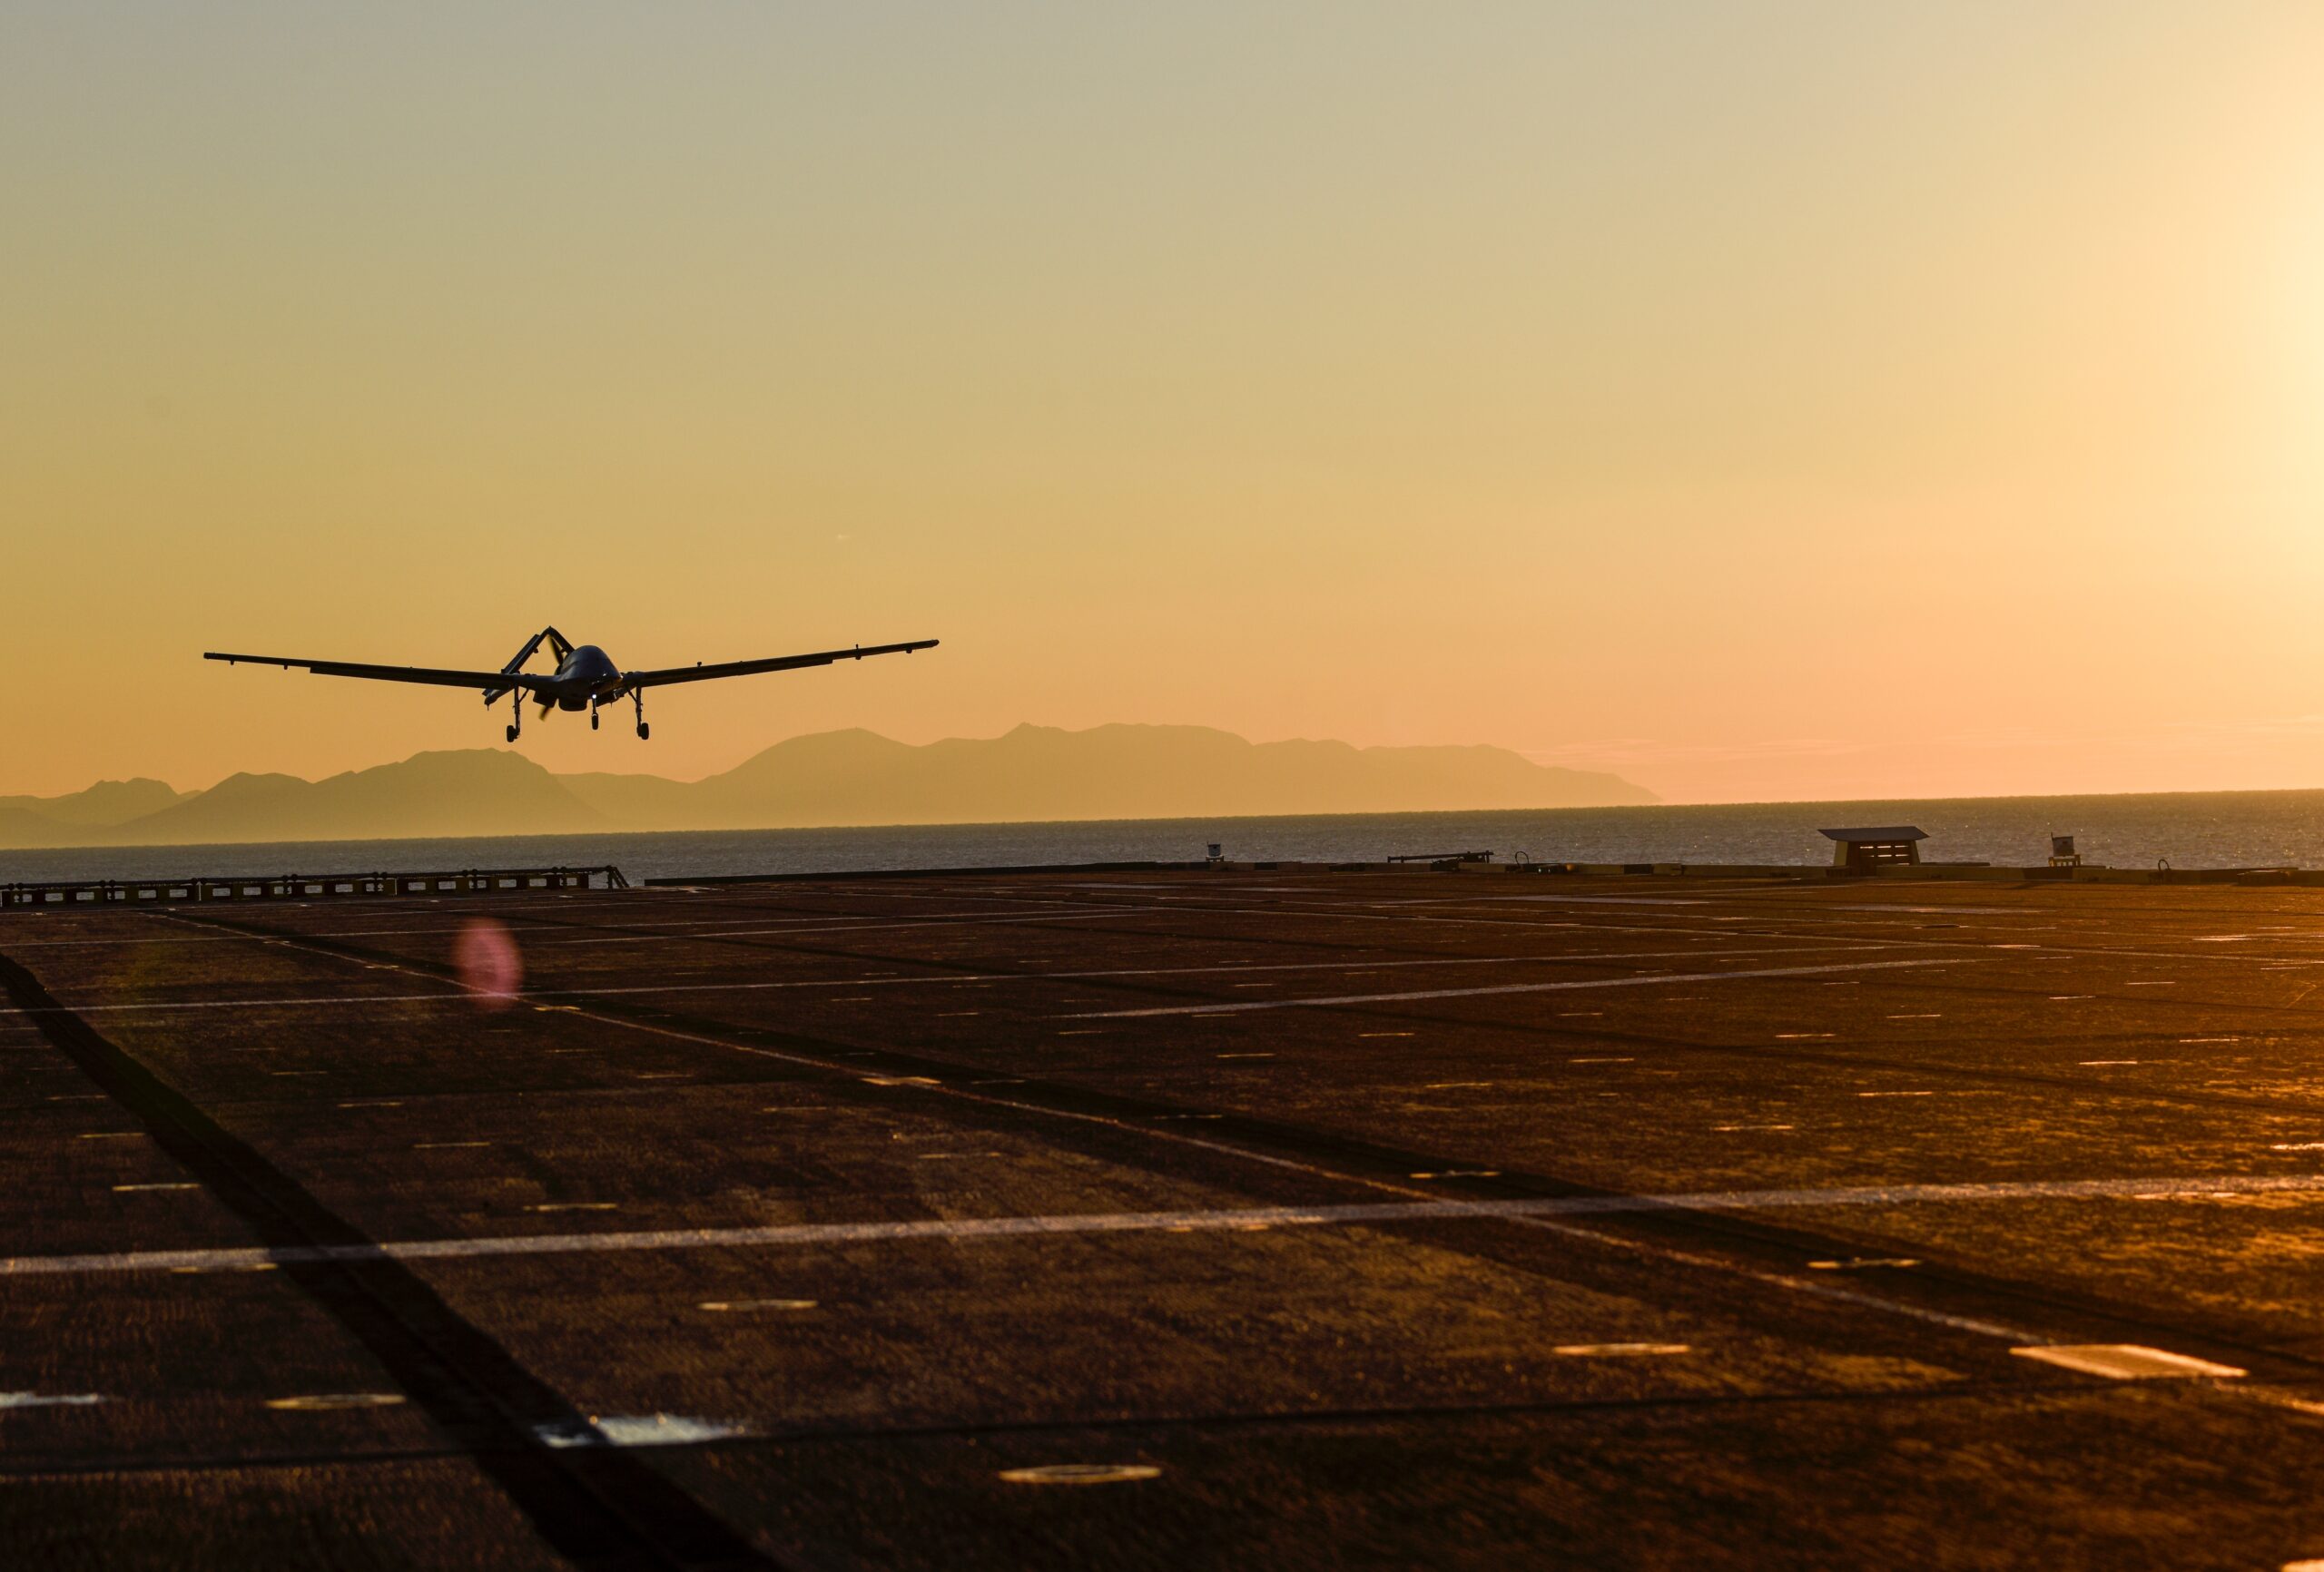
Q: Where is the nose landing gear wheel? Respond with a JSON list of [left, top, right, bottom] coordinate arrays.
[[591, 712, 599, 731]]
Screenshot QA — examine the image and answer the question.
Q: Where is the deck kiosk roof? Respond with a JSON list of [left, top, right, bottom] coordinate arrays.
[[1819, 826, 1927, 871]]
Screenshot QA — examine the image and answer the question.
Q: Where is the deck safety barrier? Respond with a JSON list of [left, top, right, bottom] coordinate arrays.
[[1, 865, 627, 909]]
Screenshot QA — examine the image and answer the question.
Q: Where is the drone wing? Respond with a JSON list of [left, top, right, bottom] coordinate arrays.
[[205, 652, 541, 693], [620, 638, 938, 690]]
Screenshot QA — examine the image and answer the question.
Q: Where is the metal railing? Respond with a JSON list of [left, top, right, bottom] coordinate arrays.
[[0, 865, 627, 909]]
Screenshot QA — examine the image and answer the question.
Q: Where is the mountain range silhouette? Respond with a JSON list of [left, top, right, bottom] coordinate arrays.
[[0, 723, 1653, 850]]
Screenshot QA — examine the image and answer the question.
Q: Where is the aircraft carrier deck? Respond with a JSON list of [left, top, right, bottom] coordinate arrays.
[[6, 867, 2324, 1569]]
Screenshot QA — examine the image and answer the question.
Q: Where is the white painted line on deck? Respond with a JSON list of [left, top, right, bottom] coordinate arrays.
[[13, 1173, 2324, 1279], [1498, 897, 1709, 907], [700, 1299, 816, 1312], [20, 944, 1856, 1017], [0, 1391, 107, 1410], [558, 909, 1144, 944], [1067, 958, 1958, 1018], [537, 1414, 755, 1448]]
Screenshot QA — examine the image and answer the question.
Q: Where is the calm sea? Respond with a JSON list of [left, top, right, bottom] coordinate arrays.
[[8, 791, 2324, 884]]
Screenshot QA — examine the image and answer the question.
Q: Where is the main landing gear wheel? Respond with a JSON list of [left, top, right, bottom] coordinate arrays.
[[506, 724, 518, 743], [636, 722, 650, 740]]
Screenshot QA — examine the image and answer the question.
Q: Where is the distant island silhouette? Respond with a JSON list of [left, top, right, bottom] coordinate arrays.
[[0, 723, 1655, 850]]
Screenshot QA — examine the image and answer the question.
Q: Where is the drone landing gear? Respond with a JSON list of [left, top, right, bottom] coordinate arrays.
[[632, 688, 649, 741], [506, 692, 522, 745], [590, 701, 600, 732]]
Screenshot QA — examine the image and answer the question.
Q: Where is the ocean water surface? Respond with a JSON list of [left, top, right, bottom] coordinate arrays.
[[8, 791, 2324, 884]]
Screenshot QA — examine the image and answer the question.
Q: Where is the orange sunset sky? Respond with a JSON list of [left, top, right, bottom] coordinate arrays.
[[5, 3, 2324, 804]]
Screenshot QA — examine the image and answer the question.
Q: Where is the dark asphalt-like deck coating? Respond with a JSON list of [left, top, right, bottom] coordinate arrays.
[[6, 870, 2324, 1568]]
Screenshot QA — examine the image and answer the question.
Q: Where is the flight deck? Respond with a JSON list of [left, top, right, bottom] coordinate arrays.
[[5, 869, 2324, 1568]]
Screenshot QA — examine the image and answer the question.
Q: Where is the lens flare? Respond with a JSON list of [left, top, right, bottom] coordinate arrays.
[[453, 918, 523, 1010]]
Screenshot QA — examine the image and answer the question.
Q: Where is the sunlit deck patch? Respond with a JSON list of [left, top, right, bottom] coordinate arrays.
[[1809, 1259, 1919, 1271], [2012, 1345, 2244, 1380], [999, 1463, 1162, 1485]]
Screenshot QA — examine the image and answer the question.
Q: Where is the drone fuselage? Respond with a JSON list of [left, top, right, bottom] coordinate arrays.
[[530, 644, 624, 710]]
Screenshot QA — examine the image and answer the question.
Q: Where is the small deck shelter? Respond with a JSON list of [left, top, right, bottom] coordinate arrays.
[[1819, 826, 1926, 873]]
